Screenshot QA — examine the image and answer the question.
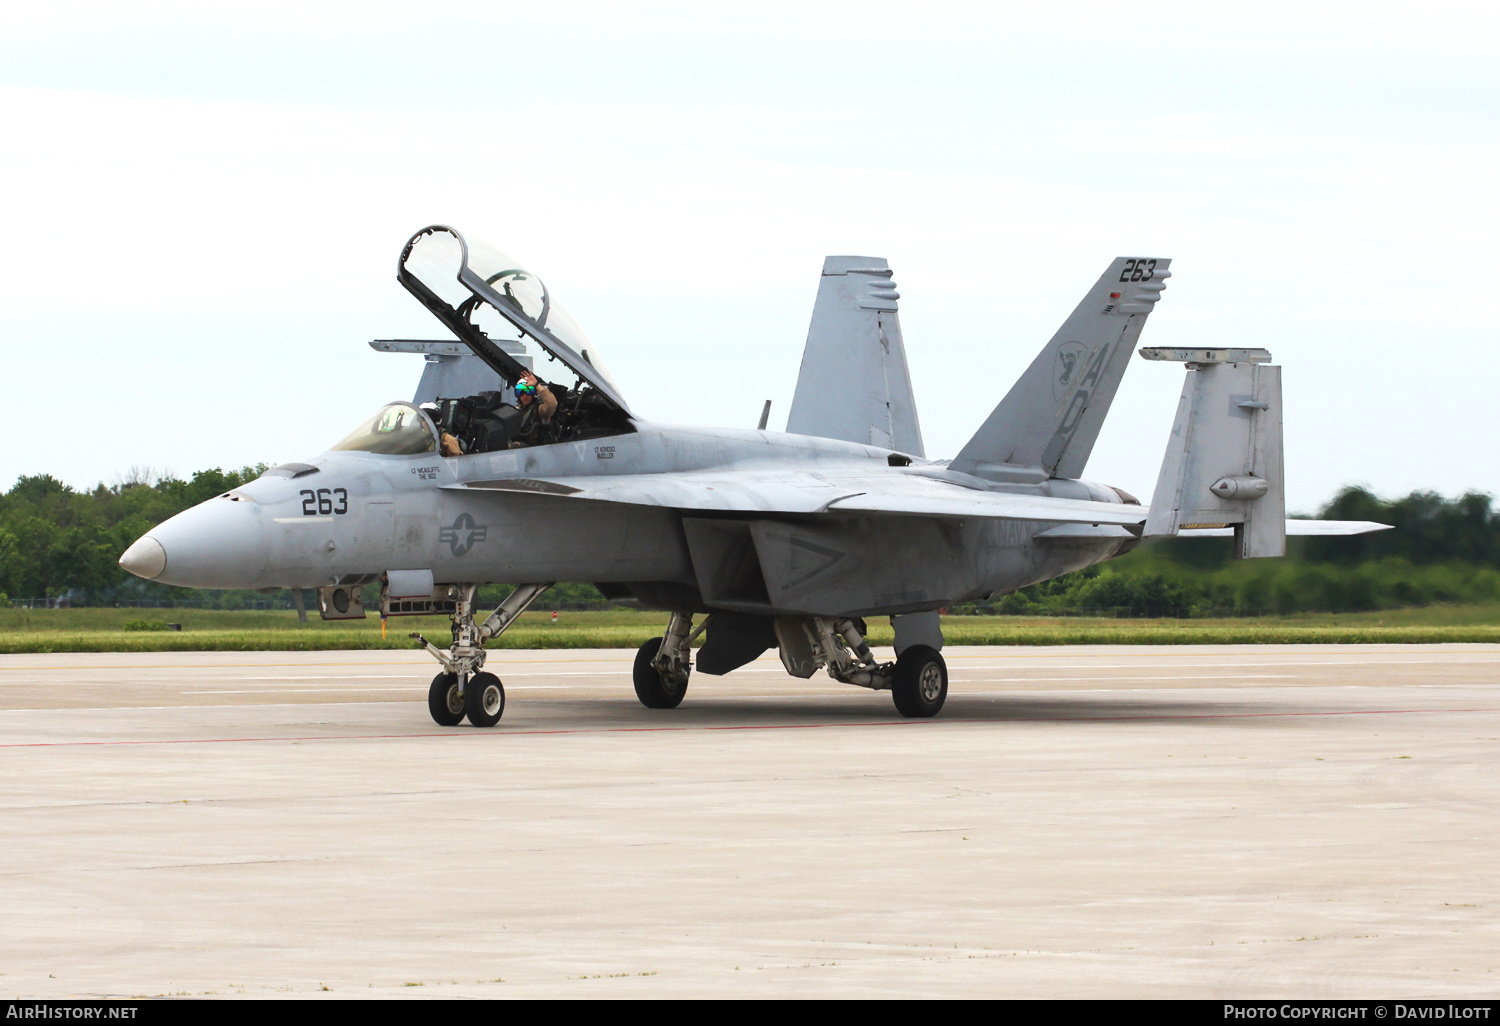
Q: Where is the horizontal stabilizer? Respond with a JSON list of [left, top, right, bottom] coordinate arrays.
[[1179, 520, 1391, 537]]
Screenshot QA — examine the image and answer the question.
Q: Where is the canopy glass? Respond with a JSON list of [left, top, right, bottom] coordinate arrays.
[[399, 226, 627, 412]]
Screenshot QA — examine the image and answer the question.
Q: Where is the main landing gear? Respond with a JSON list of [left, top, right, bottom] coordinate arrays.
[[413, 582, 552, 727], [782, 615, 947, 719], [632, 611, 709, 709], [889, 644, 948, 718], [630, 612, 948, 718]]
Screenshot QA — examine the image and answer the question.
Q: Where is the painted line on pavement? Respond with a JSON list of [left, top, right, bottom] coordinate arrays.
[[1, 705, 1494, 749]]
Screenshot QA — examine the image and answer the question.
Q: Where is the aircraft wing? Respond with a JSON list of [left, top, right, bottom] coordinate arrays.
[[448, 472, 1391, 537], [449, 470, 1150, 526]]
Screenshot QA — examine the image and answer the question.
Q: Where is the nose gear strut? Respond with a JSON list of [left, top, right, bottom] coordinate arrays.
[[411, 581, 553, 726]]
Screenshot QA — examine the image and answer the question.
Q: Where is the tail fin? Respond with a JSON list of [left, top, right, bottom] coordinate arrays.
[[786, 256, 924, 456], [1142, 347, 1286, 558], [950, 257, 1170, 480]]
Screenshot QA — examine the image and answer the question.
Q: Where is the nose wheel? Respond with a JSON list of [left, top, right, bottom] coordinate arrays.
[[427, 671, 506, 726], [413, 582, 551, 727], [464, 671, 505, 727], [428, 673, 465, 726]]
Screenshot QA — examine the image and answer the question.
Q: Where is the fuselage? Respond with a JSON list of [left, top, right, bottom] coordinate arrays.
[[120, 418, 1137, 615]]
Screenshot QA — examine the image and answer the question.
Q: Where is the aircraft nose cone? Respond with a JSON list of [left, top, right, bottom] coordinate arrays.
[[119, 535, 168, 580], [144, 496, 270, 588]]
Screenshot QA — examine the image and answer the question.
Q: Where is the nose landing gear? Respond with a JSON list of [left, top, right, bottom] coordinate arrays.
[[427, 672, 465, 726], [412, 582, 551, 726], [464, 671, 505, 727]]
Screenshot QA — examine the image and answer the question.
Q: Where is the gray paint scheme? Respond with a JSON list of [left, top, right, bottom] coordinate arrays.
[[1145, 354, 1286, 558], [135, 419, 1138, 612], [952, 257, 1170, 480], [119, 233, 1388, 699], [787, 256, 924, 456], [369, 339, 519, 405]]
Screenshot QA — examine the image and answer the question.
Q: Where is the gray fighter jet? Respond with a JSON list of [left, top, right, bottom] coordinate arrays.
[[119, 226, 1387, 725]]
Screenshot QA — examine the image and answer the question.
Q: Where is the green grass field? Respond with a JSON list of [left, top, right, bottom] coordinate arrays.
[[4, 604, 1500, 653]]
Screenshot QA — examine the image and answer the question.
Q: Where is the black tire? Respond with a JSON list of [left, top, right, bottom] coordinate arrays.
[[633, 636, 689, 709], [428, 672, 465, 726], [891, 645, 947, 718], [464, 671, 505, 727]]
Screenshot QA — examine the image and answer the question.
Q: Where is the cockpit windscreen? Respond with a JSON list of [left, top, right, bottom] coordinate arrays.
[[329, 403, 438, 455]]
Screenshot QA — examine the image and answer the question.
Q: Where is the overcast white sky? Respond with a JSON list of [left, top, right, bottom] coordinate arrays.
[[1, 1, 1496, 510]]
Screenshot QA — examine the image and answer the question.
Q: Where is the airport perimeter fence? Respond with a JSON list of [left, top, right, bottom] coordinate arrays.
[[13, 598, 1262, 618], [959, 604, 1211, 619], [11, 593, 619, 613], [12, 596, 301, 611]]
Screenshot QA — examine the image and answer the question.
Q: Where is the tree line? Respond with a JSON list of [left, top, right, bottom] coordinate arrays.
[[0, 469, 268, 607], [982, 488, 1500, 617], [1, 469, 1497, 616], [0, 469, 614, 612]]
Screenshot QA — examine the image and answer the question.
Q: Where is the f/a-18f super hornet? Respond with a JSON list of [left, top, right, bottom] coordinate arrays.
[[119, 226, 1387, 725]]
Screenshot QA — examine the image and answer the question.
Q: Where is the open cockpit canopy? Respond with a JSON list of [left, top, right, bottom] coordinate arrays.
[[398, 226, 629, 414]]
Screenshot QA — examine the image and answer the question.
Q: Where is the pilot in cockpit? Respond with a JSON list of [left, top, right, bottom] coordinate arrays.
[[430, 369, 564, 457], [511, 369, 557, 447]]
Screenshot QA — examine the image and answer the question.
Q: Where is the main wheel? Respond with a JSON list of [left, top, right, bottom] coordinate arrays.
[[633, 636, 689, 709], [428, 672, 465, 726], [891, 645, 947, 718], [464, 671, 505, 727]]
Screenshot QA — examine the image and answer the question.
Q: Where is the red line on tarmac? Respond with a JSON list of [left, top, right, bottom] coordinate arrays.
[[0, 705, 1495, 749], [0, 722, 895, 748]]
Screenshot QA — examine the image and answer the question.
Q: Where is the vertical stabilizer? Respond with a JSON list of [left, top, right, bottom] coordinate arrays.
[[1142, 347, 1286, 558], [786, 256, 924, 456], [951, 257, 1170, 480]]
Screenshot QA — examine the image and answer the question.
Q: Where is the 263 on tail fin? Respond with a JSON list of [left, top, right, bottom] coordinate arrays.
[[951, 257, 1170, 480]]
